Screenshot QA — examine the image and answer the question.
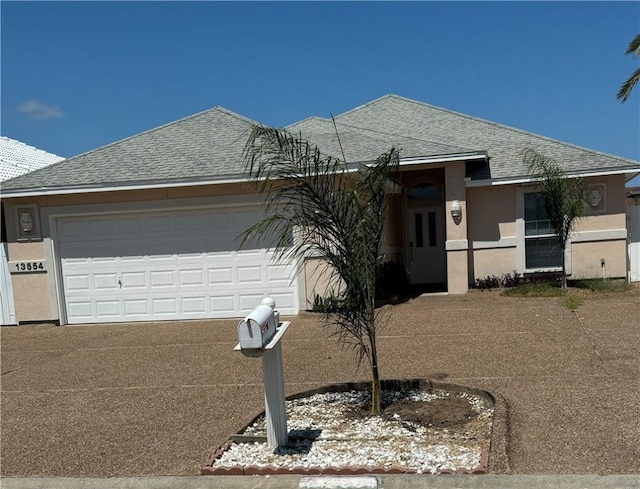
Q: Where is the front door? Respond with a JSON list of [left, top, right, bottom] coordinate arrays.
[[407, 207, 446, 284]]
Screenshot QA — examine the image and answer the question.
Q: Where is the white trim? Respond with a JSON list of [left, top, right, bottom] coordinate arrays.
[[3, 153, 490, 199], [515, 187, 571, 275], [471, 237, 517, 250], [399, 152, 487, 166], [0, 243, 16, 325], [1, 174, 250, 198], [466, 167, 640, 188], [445, 239, 469, 251], [572, 229, 627, 243]]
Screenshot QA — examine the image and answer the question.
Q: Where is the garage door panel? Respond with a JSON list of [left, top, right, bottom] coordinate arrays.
[[124, 299, 148, 316], [179, 269, 205, 286], [94, 273, 120, 290], [267, 264, 294, 283], [237, 266, 264, 284], [68, 301, 93, 320], [239, 293, 267, 313], [57, 207, 298, 323], [207, 267, 233, 285], [210, 295, 236, 313], [181, 297, 207, 314], [121, 272, 146, 289], [96, 300, 120, 318], [65, 274, 91, 292], [149, 270, 176, 288], [152, 297, 179, 315], [267, 292, 296, 310]]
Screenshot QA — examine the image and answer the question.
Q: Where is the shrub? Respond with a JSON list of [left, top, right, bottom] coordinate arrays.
[[474, 271, 562, 291], [375, 260, 409, 301], [311, 292, 343, 313], [474, 274, 503, 290]]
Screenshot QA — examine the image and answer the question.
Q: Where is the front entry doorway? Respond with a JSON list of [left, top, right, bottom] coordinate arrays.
[[406, 182, 446, 287]]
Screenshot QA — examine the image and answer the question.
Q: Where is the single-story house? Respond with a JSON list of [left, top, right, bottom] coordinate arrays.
[[1, 136, 65, 325], [2, 95, 639, 325]]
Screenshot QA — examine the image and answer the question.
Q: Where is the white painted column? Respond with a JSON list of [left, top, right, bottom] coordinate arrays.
[[262, 339, 288, 447]]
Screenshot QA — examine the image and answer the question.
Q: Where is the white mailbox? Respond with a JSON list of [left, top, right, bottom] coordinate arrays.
[[237, 304, 278, 353], [234, 297, 290, 448]]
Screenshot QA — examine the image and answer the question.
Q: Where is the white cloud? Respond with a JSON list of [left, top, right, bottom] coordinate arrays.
[[17, 100, 65, 120]]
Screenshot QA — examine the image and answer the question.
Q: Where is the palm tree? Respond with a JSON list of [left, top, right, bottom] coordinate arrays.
[[241, 124, 400, 414], [617, 33, 640, 103], [523, 148, 586, 289]]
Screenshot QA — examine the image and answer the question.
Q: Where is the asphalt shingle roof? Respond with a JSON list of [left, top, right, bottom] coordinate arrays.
[[2, 95, 638, 195], [1, 107, 255, 193], [332, 95, 640, 182]]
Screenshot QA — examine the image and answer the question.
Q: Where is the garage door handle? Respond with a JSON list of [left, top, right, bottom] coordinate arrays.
[[118, 278, 122, 288]]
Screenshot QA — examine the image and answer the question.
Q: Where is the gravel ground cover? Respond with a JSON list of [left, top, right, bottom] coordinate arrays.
[[210, 388, 493, 474]]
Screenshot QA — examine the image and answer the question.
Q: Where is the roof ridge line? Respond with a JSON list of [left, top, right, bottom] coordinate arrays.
[[333, 119, 478, 154], [361, 95, 640, 164], [60, 106, 257, 163]]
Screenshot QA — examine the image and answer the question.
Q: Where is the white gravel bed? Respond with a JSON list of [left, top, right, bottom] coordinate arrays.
[[213, 389, 493, 474]]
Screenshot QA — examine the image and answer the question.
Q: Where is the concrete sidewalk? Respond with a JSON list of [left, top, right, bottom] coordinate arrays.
[[1, 288, 639, 479], [3, 475, 640, 489]]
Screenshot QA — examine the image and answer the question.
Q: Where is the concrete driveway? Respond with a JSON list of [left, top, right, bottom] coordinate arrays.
[[1, 287, 639, 477]]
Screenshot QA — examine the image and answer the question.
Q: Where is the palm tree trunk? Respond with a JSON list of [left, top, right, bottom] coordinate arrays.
[[369, 331, 382, 414], [561, 248, 568, 290]]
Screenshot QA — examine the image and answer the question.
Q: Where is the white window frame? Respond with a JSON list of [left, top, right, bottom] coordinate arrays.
[[516, 187, 570, 274]]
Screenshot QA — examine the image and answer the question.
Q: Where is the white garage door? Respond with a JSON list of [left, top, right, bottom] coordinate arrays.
[[56, 207, 298, 324]]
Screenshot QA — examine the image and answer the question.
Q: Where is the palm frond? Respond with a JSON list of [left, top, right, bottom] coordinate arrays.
[[617, 67, 640, 103], [240, 123, 400, 402]]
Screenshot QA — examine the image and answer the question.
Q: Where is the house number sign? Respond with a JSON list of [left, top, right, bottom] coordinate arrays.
[[9, 261, 47, 273]]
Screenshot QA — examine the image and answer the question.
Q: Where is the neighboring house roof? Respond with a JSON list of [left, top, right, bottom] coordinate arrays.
[[2, 94, 639, 196], [0, 136, 65, 182]]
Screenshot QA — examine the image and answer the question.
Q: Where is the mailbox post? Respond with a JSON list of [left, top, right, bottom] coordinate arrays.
[[235, 298, 289, 448]]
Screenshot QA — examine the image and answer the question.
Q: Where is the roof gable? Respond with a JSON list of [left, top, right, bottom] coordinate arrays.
[[333, 94, 639, 181], [1, 107, 255, 192]]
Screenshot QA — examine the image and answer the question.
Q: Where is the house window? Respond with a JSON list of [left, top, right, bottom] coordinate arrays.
[[409, 182, 441, 200], [524, 192, 562, 269]]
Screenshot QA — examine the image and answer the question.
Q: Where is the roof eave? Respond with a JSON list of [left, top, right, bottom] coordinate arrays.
[[466, 166, 640, 187], [399, 151, 488, 166], [0, 173, 251, 199]]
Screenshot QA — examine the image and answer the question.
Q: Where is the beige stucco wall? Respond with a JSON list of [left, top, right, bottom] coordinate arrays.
[[4, 240, 53, 322], [11, 272, 53, 321], [472, 248, 518, 280], [571, 240, 627, 279], [304, 257, 344, 309], [467, 185, 517, 242], [445, 162, 468, 293]]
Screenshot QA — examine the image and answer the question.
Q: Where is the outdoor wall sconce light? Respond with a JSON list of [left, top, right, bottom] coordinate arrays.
[[19, 211, 35, 233], [15, 203, 42, 240], [450, 200, 462, 220]]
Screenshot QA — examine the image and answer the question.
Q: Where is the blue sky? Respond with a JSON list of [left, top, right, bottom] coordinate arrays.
[[2, 1, 639, 185]]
